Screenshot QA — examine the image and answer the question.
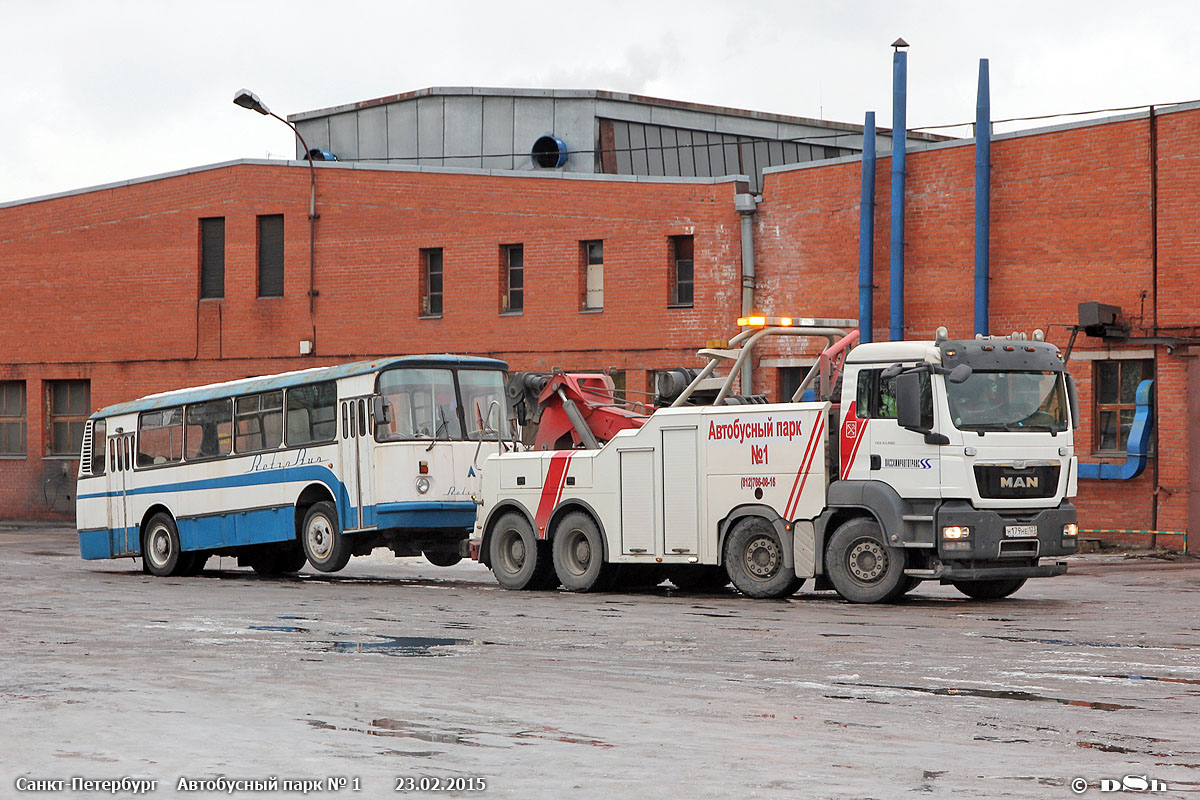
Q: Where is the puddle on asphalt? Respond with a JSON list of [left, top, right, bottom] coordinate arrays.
[[324, 636, 470, 657], [249, 624, 310, 633], [1106, 673, 1200, 686], [836, 681, 1140, 711], [303, 718, 612, 749]]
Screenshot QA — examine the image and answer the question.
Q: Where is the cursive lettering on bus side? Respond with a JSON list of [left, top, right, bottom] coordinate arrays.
[[246, 448, 327, 473]]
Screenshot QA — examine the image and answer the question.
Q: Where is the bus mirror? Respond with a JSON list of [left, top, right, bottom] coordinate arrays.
[[896, 371, 927, 432], [371, 395, 392, 426], [947, 363, 973, 384]]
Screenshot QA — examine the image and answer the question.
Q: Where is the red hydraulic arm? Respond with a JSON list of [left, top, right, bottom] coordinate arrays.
[[510, 371, 647, 451]]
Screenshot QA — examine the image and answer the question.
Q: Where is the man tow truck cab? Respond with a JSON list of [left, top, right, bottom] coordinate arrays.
[[472, 317, 1078, 603]]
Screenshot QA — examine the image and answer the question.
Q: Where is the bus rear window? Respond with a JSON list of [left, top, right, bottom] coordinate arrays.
[[376, 368, 463, 441], [138, 408, 183, 467], [286, 382, 337, 445], [236, 391, 283, 452]]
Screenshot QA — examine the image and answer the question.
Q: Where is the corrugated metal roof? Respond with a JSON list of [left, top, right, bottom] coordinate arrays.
[[92, 355, 508, 418]]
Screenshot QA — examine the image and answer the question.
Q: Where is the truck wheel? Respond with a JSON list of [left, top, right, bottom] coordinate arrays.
[[825, 517, 908, 604], [666, 564, 731, 593], [143, 513, 184, 577], [723, 517, 804, 599], [488, 513, 554, 590], [953, 578, 1027, 600], [423, 549, 463, 567], [552, 511, 612, 592], [301, 501, 351, 573]]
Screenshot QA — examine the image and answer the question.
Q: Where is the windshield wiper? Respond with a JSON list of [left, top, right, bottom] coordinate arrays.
[[425, 405, 452, 451]]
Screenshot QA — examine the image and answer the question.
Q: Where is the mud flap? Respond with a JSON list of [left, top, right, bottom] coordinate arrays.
[[792, 520, 816, 577]]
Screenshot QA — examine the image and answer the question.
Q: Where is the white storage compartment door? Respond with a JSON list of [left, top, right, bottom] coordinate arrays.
[[661, 427, 699, 555], [619, 447, 656, 554]]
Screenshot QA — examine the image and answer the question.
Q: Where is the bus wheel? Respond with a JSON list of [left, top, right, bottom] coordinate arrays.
[[143, 513, 183, 577], [179, 552, 209, 576], [488, 512, 552, 590], [825, 517, 908, 604], [723, 517, 804, 599], [552, 511, 612, 592], [423, 549, 463, 567], [301, 502, 351, 573], [251, 542, 306, 575], [952, 578, 1027, 600], [666, 564, 731, 593]]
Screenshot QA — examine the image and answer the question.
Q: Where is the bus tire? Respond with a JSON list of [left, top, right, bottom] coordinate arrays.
[[952, 577, 1027, 600], [488, 512, 552, 590], [825, 517, 908, 604], [178, 552, 209, 576], [143, 512, 184, 577], [552, 511, 612, 593], [301, 502, 351, 573], [723, 517, 804, 599], [423, 548, 463, 567], [251, 542, 306, 575]]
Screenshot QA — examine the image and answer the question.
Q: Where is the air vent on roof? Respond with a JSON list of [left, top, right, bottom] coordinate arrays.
[[531, 135, 568, 168]]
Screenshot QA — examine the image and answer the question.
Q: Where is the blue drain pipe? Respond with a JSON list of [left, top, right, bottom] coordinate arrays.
[[1078, 380, 1154, 480], [889, 47, 908, 341], [859, 111, 877, 342], [975, 59, 991, 337]]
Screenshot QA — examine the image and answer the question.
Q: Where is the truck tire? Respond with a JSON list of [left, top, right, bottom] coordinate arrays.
[[723, 517, 804, 599], [952, 578, 1027, 600], [488, 512, 555, 590], [825, 517, 908, 604], [301, 501, 352, 573], [423, 549, 463, 567], [551, 511, 613, 592]]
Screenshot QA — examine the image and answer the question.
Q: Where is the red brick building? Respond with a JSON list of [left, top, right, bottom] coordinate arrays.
[[2, 96, 1197, 553]]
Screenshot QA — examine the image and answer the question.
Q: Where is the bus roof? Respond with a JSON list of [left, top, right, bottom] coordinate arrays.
[[91, 355, 508, 419]]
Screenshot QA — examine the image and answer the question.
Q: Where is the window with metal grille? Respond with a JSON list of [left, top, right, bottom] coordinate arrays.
[[669, 235, 694, 307], [1094, 359, 1154, 452], [257, 214, 284, 298], [200, 217, 225, 299], [421, 248, 444, 317], [502, 244, 523, 313], [46, 380, 90, 456], [581, 240, 603, 311], [0, 381, 26, 456]]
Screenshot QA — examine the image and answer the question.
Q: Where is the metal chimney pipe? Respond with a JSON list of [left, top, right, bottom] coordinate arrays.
[[974, 58, 992, 337], [859, 111, 877, 343], [889, 40, 908, 341]]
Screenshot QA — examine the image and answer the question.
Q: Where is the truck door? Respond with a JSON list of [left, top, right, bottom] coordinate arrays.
[[661, 426, 700, 556], [849, 368, 941, 497]]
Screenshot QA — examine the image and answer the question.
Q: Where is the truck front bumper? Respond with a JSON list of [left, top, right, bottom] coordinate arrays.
[[909, 560, 1069, 582], [934, 500, 1078, 561]]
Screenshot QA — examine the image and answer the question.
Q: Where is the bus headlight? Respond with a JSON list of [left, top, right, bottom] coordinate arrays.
[[415, 476, 431, 495]]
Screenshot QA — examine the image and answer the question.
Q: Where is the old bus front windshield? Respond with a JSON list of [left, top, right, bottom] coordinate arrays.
[[376, 367, 508, 441], [946, 371, 1069, 433]]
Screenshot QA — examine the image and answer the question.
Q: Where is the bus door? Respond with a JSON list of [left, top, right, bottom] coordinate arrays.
[[339, 396, 376, 530], [107, 433, 137, 556]]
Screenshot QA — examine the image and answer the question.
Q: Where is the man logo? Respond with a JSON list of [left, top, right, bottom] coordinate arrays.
[[1000, 475, 1038, 489]]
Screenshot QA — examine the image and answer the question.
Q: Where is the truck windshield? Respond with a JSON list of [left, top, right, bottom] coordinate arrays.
[[946, 371, 1068, 432]]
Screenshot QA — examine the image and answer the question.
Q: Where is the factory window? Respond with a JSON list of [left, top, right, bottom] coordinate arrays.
[[0, 381, 27, 456], [257, 214, 284, 298], [420, 248, 444, 317], [581, 240, 603, 311], [502, 244, 523, 313], [1094, 359, 1154, 453], [46, 380, 90, 457], [200, 217, 225, 299], [669, 235, 694, 307]]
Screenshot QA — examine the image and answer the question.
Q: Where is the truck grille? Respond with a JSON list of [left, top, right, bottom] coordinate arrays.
[[974, 464, 1060, 499]]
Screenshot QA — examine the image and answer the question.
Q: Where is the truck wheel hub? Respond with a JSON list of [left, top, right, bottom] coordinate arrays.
[[848, 539, 887, 582]]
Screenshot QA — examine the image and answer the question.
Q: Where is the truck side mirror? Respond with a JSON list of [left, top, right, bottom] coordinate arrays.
[[947, 363, 973, 384], [371, 395, 392, 426], [1065, 372, 1081, 430], [896, 371, 926, 431]]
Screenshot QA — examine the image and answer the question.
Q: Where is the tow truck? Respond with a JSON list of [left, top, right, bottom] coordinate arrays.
[[471, 316, 1079, 603]]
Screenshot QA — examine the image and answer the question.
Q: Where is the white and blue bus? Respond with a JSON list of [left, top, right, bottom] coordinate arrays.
[[76, 355, 511, 577]]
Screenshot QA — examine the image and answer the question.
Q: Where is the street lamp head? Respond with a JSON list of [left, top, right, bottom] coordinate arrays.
[[233, 89, 270, 115]]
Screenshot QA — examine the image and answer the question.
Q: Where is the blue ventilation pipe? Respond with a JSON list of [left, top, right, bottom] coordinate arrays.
[[859, 111, 877, 343], [1078, 380, 1155, 480], [974, 59, 991, 337], [889, 47, 908, 341]]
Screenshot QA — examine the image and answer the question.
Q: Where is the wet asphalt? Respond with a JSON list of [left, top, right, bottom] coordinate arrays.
[[2, 525, 1198, 799]]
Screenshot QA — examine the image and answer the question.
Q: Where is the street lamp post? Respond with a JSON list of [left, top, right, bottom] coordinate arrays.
[[233, 89, 320, 319]]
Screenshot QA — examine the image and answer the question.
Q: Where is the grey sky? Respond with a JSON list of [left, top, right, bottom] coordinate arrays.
[[3, 0, 1194, 203]]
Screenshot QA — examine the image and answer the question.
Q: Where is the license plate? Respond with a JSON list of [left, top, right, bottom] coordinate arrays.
[[1005, 525, 1038, 538]]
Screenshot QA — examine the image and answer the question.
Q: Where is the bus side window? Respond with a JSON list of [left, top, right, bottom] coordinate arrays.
[[287, 382, 337, 445]]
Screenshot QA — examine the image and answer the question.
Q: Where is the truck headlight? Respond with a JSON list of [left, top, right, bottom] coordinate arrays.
[[942, 526, 970, 540], [1063, 522, 1078, 540]]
